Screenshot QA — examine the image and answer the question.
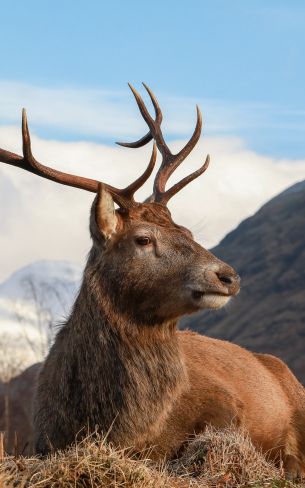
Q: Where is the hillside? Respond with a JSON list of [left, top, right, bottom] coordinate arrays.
[[182, 179, 305, 384]]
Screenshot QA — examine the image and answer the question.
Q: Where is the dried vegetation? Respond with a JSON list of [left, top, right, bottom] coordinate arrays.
[[0, 427, 303, 488]]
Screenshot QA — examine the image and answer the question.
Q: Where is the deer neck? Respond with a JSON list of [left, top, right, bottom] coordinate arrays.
[[65, 263, 188, 448]]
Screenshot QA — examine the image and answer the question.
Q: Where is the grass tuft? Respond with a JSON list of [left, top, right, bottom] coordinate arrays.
[[169, 426, 290, 487], [0, 435, 175, 488], [0, 427, 302, 487]]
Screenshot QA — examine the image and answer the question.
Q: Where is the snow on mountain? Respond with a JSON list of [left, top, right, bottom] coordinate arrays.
[[0, 260, 82, 368]]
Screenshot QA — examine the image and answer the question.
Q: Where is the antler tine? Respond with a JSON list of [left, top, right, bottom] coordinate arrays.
[[116, 132, 152, 149], [118, 83, 171, 160], [20, 108, 99, 192], [142, 84, 203, 169], [0, 109, 157, 208], [152, 105, 203, 201], [158, 155, 210, 205], [22, 108, 33, 163], [116, 83, 163, 149], [119, 83, 206, 205], [172, 105, 202, 169], [119, 143, 157, 199], [130, 83, 172, 159]]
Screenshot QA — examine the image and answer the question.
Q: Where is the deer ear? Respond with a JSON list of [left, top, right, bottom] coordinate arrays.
[[96, 184, 118, 239]]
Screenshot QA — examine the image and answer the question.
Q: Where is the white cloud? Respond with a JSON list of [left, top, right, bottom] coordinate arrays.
[[1, 124, 305, 282], [0, 80, 295, 142], [0, 81, 203, 139]]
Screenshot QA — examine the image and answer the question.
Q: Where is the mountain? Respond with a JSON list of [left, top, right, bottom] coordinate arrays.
[[181, 179, 305, 384], [0, 260, 82, 366]]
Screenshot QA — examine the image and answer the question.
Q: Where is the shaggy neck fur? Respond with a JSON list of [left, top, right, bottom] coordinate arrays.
[[43, 250, 188, 451]]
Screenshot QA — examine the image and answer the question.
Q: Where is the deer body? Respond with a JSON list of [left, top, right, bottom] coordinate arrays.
[[33, 243, 305, 476], [1, 84, 305, 478], [156, 333, 305, 463], [34, 202, 305, 477]]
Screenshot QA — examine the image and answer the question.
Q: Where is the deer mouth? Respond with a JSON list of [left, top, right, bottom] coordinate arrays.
[[191, 289, 229, 300], [189, 288, 231, 310]]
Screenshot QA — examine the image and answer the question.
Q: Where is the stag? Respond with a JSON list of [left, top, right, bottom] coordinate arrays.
[[1, 84, 304, 479]]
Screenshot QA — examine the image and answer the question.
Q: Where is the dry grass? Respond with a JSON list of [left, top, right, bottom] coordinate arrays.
[[169, 426, 291, 487], [0, 436, 178, 488], [0, 427, 303, 488]]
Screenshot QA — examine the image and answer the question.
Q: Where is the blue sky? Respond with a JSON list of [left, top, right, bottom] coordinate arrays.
[[1, 1, 305, 280], [0, 0, 305, 158]]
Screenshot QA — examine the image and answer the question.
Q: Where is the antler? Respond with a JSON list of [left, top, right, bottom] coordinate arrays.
[[0, 109, 157, 208], [117, 83, 210, 205]]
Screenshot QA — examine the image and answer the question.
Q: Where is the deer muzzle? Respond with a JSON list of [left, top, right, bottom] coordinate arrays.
[[186, 263, 240, 310]]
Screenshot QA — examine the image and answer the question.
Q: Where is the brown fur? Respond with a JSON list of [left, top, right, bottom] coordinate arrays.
[[34, 199, 305, 479]]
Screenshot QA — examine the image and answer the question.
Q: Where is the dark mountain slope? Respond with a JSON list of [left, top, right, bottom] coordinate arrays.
[[182, 180, 305, 384]]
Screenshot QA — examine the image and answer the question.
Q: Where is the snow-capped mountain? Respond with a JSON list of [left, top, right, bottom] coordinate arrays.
[[0, 260, 82, 367]]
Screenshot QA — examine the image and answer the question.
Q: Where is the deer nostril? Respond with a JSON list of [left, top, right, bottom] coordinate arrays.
[[217, 273, 234, 285]]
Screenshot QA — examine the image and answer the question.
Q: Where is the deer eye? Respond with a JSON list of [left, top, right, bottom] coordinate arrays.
[[135, 236, 152, 246]]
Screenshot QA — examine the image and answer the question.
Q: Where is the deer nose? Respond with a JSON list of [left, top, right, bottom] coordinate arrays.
[[216, 269, 240, 295]]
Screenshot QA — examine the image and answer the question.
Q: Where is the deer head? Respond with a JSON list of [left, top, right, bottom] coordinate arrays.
[[0, 84, 240, 326]]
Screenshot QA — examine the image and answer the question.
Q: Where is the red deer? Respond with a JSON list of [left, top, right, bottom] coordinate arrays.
[[0, 84, 304, 479]]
